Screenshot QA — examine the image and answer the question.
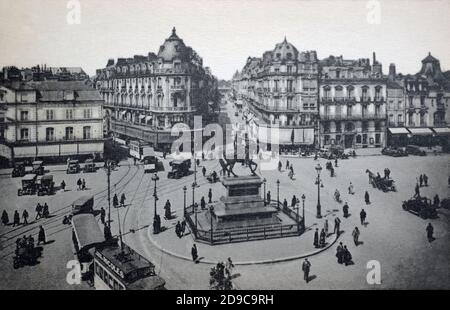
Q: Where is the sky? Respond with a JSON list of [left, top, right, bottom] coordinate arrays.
[[0, 0, 449, 80]]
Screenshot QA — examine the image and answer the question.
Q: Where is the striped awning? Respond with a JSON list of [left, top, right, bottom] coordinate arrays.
[[407, 127, 433, 135], [388, 127, 409, 134], [432, 127, 450, 135]]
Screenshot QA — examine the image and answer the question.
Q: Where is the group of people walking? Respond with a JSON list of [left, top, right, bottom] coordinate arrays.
[[1, 203, 49, 227], [76, 178, 87, 191]]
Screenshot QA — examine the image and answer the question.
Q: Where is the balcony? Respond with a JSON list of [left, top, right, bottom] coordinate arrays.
[[321, 113, 386, 121], [374, 96, 385, 103], [360, 96, 371, 103]]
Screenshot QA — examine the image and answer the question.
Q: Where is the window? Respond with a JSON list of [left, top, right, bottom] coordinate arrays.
[[66, 109, 74, 119], [20, 128, 29, 141], [20, 94, 28, 102], [46, 127, 55, 141], [20, 111, 29, 121], [0, 92, 4, 101], [83, 126, 91, 140], [65, 127, 74, 140], [46, 110, 55, 120], [83, 109, 92, 119]]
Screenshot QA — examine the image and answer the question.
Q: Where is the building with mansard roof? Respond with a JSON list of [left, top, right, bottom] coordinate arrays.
[[95, 27, 219, 151]]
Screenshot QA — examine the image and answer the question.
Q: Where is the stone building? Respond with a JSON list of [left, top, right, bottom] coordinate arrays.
[[318, 53, 387, 148], [232, 38, 319, 150], [0, 80, 104, 164], [95, 28, 219, 151]]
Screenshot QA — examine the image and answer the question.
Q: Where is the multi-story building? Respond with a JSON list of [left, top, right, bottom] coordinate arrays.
[[0, 80, 104, 164], [318, 53, 387, 148], [232, 38, 319, 150], [95, 27, 219, 151], [1, 65, 88, 82]]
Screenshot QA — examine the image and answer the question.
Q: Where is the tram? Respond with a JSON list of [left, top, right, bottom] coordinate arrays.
[[93, 243, 166, 290], [129, 140, 154, 161]]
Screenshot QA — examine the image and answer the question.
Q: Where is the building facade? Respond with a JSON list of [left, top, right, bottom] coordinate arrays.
[[95, 28, 219, 151], [0, 80, 104, 163], [318, 53, 387, 148], [232, 38, 319, 150]]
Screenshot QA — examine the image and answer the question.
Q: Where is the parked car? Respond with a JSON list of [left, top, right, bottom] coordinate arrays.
[[12, 162, 26, 178], [37, 175, 55, 196], [405, 145, 426, 156], [402, 196, 437, 219], [167, 159, 191, 179], [67, 160, 81, 174], [83, 159, 96, 173], [18, 174, 38, 196], [381, 147, 408, 157]]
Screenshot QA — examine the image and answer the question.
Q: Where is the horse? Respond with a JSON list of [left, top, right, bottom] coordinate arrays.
[[219, 155, 258, 177]]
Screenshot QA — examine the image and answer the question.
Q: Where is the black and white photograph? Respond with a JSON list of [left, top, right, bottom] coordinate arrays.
[[0, 0, 449, 294]]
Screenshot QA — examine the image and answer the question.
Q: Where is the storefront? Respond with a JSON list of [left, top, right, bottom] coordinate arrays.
[[387, 127, 409, 147]]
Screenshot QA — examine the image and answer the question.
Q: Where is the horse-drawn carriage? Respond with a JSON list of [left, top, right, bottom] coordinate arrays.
[[366, 169, 396, 192]]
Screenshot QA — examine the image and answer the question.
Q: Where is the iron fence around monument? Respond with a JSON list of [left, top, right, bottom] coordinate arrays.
[[184, 201, 305, 245]]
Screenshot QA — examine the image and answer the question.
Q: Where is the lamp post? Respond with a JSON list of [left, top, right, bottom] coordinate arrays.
[[152, 173, 160, 234], [210, 205, 214, 244], [191, 182, 196, 208], [315, 163, 322, 218], [276, 179, 280, 206], [263, 178, 267, 205], [301, 194, 306, 231], [183, 185, 187, 218], [103, 159, 113, 228]]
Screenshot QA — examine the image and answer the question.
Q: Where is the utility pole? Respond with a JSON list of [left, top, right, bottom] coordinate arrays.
[[107, 161, 111, 227]]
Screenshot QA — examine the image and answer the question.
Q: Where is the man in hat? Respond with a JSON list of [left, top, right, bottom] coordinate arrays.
[[302, 258, 311, 283]]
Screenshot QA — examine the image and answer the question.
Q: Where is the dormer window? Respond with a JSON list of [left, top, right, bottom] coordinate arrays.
[[286, 53, 292, 60]]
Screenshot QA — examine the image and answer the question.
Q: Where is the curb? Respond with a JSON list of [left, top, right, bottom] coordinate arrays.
[[147, 226, 340, 265]]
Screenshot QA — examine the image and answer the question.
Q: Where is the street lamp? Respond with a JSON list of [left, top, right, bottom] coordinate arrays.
[[152, 173, 160, 234], [103, 159, 113, 228], [183, 185, 187, 218], [210, 205, 214, 244], [263, 178, 267, 205], [191, 182, 196, 208], [315, 163, 322, 218], [301, 194, 306, 231], [276, 179, 280, 206]]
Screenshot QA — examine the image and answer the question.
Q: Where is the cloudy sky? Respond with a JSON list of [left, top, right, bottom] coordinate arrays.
[[0, 0, 449, 80]]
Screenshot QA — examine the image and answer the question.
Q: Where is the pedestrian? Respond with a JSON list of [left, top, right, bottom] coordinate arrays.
[[226, 257, 234, 276], [175, 221, 182, 238], [386, 168, 391, 179], [433, 194, 440, 208], [324, 219, 329, 236], [196, 159, 200, 167], [343, 245, 353, 266], [423, 174, 428, 187], [319, 228, 326, 247], [77, 178, 82, 190], [202, 166, 206, 177], [13, 210, 20, 227], [267, 191, 271, 204], [419, 174, 423, 187], [208, 188, 213, 204], [335, 158, 338, 167], [330, 166, 335, 177], [313, 228, 319, 248], [352, 227, 360, 245], [37, 225, 46, 245], [343, 202, 349, 218], [283, 198, 288, 209], [120, 193, 126, 207], [61, 180, 66, 191], [22, 210, 29, 225], [181, 220, 186, 235], [286, 160, 290, 170], [334, 217, 341, 235], [43, 203, 49, 218], [291, 195, 297, 208], [201, 196, 206, 210], [360, 209, 367, 225], [133, 157, 137, 166], [414, 183, 420, 198], [191, 244, 198, 262], [82, 179, 86, 191], [113, 194, 119, 208], [1, 210, 9, 226], [202, 152, 205, 161], [165, 200, 172, 219], [426, 223, 434, 242], [35, 203, 43, 220], [364, 191, 370, 204], [104, 225, 112, 240], [348, 182, 354, 195], [302, 258, 311, 283], [336, 242, 344, 264], [100, 207, 106, 225], [278, 161, 282, 172]]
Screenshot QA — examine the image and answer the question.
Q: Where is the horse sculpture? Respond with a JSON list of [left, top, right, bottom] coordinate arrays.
[[219, 134, 258, 177]]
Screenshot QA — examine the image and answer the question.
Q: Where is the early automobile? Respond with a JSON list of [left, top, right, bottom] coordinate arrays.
[[402, 196, 437, 219], [32, 161, 45, 175], [72, 196, 95, 215], [13, 240, 41, 269], [206, 171, 219, 183], [382, 147, 408, 157], [142, 148, 158, 173], [405, 145, 426, 156], [167, 159, 191, 179], [37, 174, 55, 196], [18, 174, 38, 196], [83, 159, 96, 173], [440, 198, 450, 209], [67, 160, 81, 174], [12, 162, 26, 178]]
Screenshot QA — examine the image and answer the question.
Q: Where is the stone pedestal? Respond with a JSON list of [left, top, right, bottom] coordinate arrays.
[[211, 175, 278, 228]]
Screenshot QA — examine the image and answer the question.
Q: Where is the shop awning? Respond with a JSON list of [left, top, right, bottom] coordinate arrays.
[[257, 126, 269, 143], [278, 128, 293, 145], [139, 115, 146, 120], [145, 116, 152, 122], [407, 127, 433, 135], [293, 128, 315, 145], [388, 127, 409, 134], [119, 111, 126, 117], [432, 127, 450, 135]]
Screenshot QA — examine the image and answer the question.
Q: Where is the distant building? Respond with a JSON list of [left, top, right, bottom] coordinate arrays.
[[0, 80, 104, 164], [95, 27, 219, 151], [1, 65, 88, 83], [318, 53, 387, 148], [232, 38, 319, 151]]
